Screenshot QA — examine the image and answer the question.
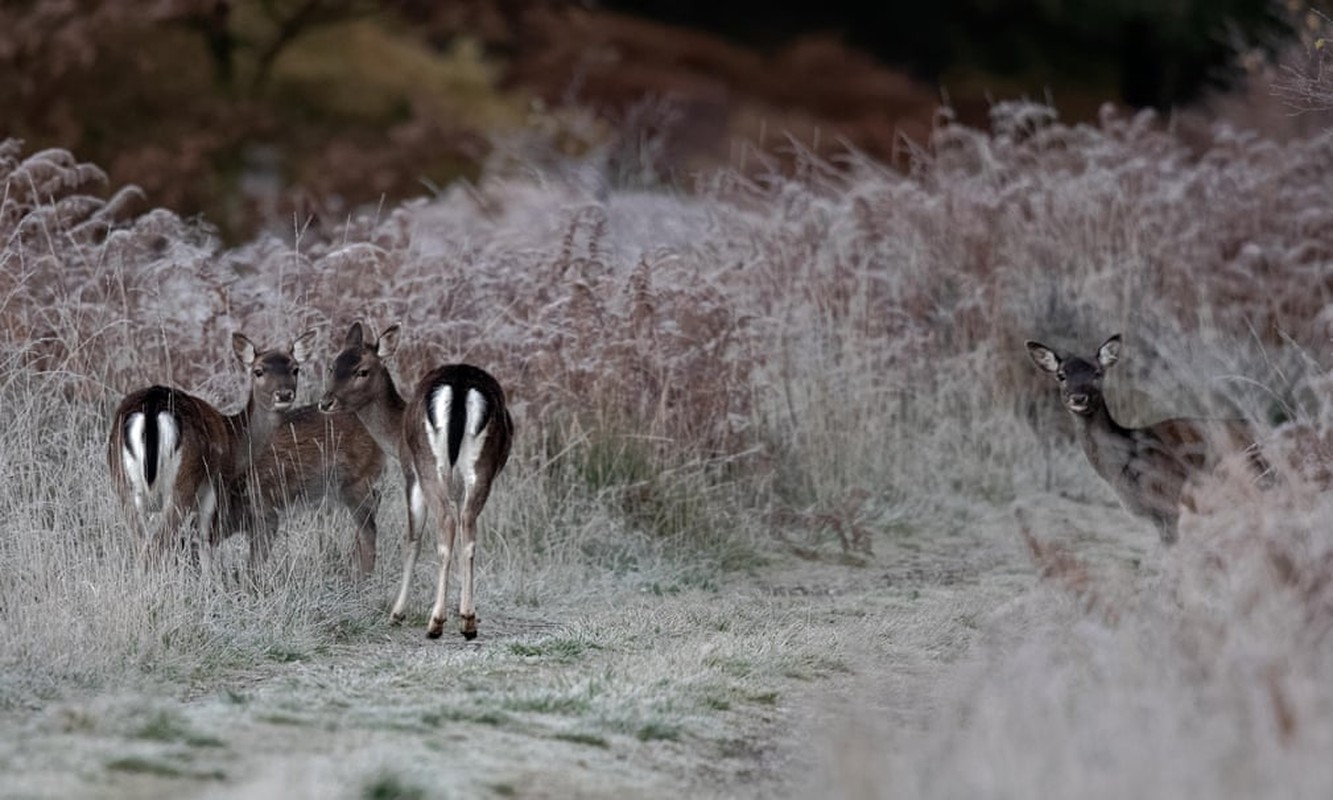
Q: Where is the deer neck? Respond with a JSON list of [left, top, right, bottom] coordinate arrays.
[[1070, 401, 1137, 481], [355, 375, 408, 460], [228, 396, 284, 476]]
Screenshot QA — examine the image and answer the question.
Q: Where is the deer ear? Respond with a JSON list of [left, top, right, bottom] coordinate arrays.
[[377, 325, 401, 359], [292, 329, 318, 363], [1097, 335, 1122, 369], [232, 333, 257, 368], [344, 322, 365, 350], [1025, 340, 1061, 374]]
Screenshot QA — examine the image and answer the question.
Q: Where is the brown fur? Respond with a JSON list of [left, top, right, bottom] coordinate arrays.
[[107, 331, 314, 562], [319, 322, 513, 639], [226, 406, 385, 574], [1026, 334, 1264, 544]]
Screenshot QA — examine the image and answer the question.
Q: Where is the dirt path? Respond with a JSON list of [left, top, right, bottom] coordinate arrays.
[[0, 510, 1042, 799]]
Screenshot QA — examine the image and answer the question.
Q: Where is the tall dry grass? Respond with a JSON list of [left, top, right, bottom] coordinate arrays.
[[3, 97, 1333, 793]]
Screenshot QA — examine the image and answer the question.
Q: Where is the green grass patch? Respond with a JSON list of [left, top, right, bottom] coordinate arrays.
[[422, 707, 511, 727], [107, 756, 225, 781], [635, 720, 681, 742], [552, 730, 610, 748], [255, 712, 311, 727], [701, 694, 732, 711], [263, 645, 308, 663], [507, 637, 599, 662], [132, 711, 225, 748], [704, 655, 756, 679], [361, 772, 426, 800], [500, 692, 593, 716], [329, 615, 378, 643]]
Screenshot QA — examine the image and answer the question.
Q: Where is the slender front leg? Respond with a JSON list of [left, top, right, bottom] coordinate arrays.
[[246, 507, 280, 585], [391, 473, 427, 624], [457, 507, 478, 640], [425, 485, 457, 639], [345, 481, 380, 577]]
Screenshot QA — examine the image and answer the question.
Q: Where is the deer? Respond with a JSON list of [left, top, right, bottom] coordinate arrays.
[[1026, 333, 1265, 544], [317, 322, 513, 639], [107, 330, 316, 565], [225, 404, 385, 575]]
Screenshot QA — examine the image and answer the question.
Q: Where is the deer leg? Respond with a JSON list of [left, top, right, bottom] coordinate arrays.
[[194, 482, 219, 576], [458, 484, 488, 639], [147, 501, 187, 566], [1155, 516, 1179, 545], [343, 480, 380, 578], [425, 482, 457, 639], [115, 486, 152, 561], [149, 472, 198, 566], [246, 505, 280, 570], [456, 511, 479, 639], [390, 474, 427, 624]]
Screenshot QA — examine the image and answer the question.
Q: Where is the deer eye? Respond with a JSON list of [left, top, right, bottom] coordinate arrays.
[[253, 368, 264, 378], [292, 366, 300, 375], [1056, 370, 1066, 381], [356, 368, 370, 378]]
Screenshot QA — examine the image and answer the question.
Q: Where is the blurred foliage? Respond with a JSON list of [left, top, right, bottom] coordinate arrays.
[[0, 0, 1311, 243], [604, 0, 1289, 109], [0, 0, 529, 242]]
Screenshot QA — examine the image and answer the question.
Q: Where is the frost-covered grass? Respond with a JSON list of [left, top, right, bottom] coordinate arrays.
[[2, 101, 1333, 796]]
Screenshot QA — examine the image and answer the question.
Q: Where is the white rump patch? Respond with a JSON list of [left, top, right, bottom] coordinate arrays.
[[122, 412, 149, 505], [426, 384, 453, 470], [423, 384, 490, 491], [459, 388, 490, 489], [121, 411, 181, 513]]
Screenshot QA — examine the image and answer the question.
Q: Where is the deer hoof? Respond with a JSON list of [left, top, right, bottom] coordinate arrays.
[[389, 611, 407, 626], [426, 618, 445, 639]]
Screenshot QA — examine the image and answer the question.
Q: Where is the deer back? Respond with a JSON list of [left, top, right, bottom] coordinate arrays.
[[241, 405, 385, 511], [403, 364, 513, 498], [108, 385, 237, 504]]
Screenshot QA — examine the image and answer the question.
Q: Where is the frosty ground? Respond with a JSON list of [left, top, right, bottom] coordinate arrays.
[[3, 102, 1333, 798]]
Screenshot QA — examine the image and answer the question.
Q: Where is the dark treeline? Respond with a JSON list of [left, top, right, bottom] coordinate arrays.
[[601, 0, 1284, 109]]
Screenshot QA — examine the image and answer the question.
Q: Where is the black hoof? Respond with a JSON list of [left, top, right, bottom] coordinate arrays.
[[426, 627, 443, 639], [462, 629, 477, 641]]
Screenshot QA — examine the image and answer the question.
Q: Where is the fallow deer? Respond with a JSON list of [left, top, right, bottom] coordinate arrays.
[[318, 322, 513, 639], [1026, 334, 1264, 544], [227, 406, 385, 574], [107, 331, 316, 563]]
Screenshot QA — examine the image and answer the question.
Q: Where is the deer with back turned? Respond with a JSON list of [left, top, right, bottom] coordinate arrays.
[[107, 330, 315, 564], [1026, 334, 1265, 544], [318, 322, 513, 639]]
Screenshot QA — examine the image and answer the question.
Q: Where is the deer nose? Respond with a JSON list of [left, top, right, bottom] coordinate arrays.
[[1067, 393, 1089, 407], [274, 389, 295, 405], [317, 396, 337, 413]]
